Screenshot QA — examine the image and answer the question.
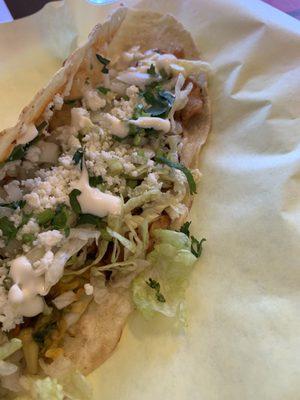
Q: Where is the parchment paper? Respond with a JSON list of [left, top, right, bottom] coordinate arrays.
[[0, 1, 300, 399]]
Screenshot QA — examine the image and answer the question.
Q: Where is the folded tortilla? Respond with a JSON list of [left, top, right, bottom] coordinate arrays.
[[0, 7, 211, 375]]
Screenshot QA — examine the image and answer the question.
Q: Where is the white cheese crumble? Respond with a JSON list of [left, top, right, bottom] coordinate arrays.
[[84, 283, 94, 296], [4, 180, 23, 202], [34, 230, 63, 249]]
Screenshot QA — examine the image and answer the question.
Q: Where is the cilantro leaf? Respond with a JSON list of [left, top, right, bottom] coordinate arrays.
[[64, 98, 82, 106], [69, 189, 82, 214], [0, 217, 18, 241], [146, 278, 166, 303], [52, 204, 69, 230], [72, 148, 84, 170], [36, 209, 55, 226], [147, 64, 156, 76], [142, 89, 175, 117], [154, 155, 197, 194], [7, 145, 26, 162], [191, 237, 206, 258], [77, 213, 105, 228], [97, 86, 110, 95], [89, 175, 103, 188], [0, 200, 26, 210], [96, 54, 110, 74], [22, 233, 35, 244], [180, 221, 191, 237]]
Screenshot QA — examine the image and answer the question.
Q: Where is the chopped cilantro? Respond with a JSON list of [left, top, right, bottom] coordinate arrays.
[[22, 233, 35, 244], [142, 88, 175, 117], [36, 209, 55, 226], [146, 278, 166, 303], [97, 86, 110, 95], [191, 237, 206, 258], [72, 148, 84, 170], [180, 221, 206, 258], [69, 189, 82, 214], [0, 200, 25, 210], [7, 145, 26, 162], [180, 221, 192, 237], [154, 155, 197, 194], [89, 175, 103, 188], [77, 213, 105, 228], [0, 217, 18, 242], [96, 54, 110, 74], [52, 204, 69, 230], [64, 98, 81, 106], [126, 179, 139, 189], [147, 64, 156, 76]]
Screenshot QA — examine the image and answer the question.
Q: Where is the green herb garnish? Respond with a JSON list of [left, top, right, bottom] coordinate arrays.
[[0, 217, 18, 242], [142, 88, 175, 117], [22, 233, 35, 244], [0, 200, 25, 210], [36, 209, 55, 226], [69, 189, 82, 214], [97, 86, 110, 95], [126, 179, 139, 189], [96, 54, 110, 74], [89, 175, 103, 188], [191, 237, 206, 258], [72, 148, 84, 170], [53, 204, 69, 230], [77, 213, 105, 228], [64, 98, 82, 106], [180, 221, 206, 258], [147, 64, 156, 76], [7, 145, 26, 162], [154, 155, 197, 194], [146, 278, 166, 303], [180, 221, 192, 237]]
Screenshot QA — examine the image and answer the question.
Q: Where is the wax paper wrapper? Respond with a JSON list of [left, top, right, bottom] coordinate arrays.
[[0, 0, 299, 399]]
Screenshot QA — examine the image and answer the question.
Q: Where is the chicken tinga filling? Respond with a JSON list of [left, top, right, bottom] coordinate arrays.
[[0, 47, 207, 396]]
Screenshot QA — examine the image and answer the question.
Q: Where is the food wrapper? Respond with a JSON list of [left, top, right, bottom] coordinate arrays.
[[0, 0, 299, 399]]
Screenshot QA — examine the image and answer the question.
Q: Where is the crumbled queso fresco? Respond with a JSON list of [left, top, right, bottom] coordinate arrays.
[[0, 46, 204, 331]]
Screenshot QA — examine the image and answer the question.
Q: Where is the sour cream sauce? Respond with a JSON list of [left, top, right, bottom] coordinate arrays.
[[8, 256, 46, 317], [75, 167, 122, 217]]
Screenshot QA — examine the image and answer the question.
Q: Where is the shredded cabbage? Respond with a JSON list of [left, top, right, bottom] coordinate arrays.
[[132, 229, 197, 319], [34, 377, 64, 400], [106, 227, 136, 253], [0, 360, 18, 376], [0, 338, 22, 360], [40, 357, 92, 400]]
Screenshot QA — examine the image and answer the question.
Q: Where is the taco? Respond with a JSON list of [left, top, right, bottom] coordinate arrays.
[[0, 7, 210, 398]]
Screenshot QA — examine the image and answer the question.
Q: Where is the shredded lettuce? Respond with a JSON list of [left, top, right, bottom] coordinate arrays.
[[106, 227, 136, 253], [132, 229, 197, 319], [34, 377, 64, 400], [0, 338, 22, 360], [22, 359, 93, 400]]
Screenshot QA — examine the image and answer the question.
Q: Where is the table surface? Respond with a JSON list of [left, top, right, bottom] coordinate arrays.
[[0, 0, 300, 23]]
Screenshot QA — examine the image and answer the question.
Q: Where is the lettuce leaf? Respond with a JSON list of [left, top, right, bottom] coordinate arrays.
[[0, 338, 22, 360], [132, 229, 197, 319], [34, 377, 64, 400]]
